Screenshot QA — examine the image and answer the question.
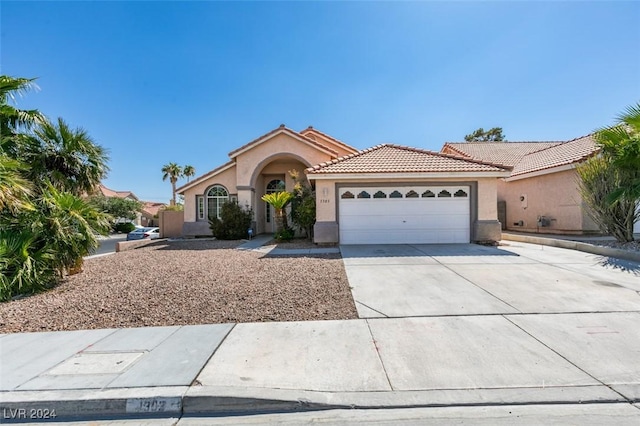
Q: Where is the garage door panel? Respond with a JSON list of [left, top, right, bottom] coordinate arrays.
[[339, 186, 470, 244]]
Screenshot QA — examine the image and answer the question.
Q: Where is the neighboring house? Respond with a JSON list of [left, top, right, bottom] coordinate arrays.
[[140, 202, 166, 227], [441, 135, 612, 235], [97, 184, 139, 202], [97, 184, 166, 227], [177, 125, 511, 244]]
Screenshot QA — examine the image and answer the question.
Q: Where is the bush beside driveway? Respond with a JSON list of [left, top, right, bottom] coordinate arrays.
[[0, 240, 357, 333]]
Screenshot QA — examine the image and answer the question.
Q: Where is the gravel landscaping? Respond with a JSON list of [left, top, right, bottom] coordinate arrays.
[[582, 239, 640, 253], [0, 240, 357, 334]]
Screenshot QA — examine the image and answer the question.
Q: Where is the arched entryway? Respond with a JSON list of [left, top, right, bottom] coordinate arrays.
[[251, 154, 310, 234]]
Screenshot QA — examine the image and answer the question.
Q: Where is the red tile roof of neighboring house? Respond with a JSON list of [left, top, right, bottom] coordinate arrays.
[[228, 125, 339, 158], [98, 184, 139, 200], [511, 135, 599, 176], [442, 141, 563, 167], [141, 201, 166, 217], [306, 144, 511, 174], [442, 136, 599, 178]]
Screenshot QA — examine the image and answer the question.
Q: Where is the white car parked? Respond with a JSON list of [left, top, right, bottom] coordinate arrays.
[[126, 227, 160, 241]]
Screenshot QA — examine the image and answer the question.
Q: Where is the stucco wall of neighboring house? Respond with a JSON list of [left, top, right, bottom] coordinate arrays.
[[311, 177, 502, 243], [498, 169, 599, 234], [234, 133, 334, 188], [182, 165, 237, 223]]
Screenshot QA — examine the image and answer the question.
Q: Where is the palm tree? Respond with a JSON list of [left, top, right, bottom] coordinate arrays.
[[0, 154, 32, 213], [183, 165, 195, 182], [261, 191, 293, 233], [26, 117, 109, 196], [595, 102, 640, 204], [0, 75, 46, 137], [162, 162, 183, 205]]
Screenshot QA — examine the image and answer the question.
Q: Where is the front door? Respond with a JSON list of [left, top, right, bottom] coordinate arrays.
[[265, 178, 285, 233]]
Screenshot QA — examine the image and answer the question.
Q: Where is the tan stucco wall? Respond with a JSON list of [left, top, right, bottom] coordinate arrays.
[[234, 133, 334, 187], [476, 178, 498, 220], [159, 210, 184, 238], [182, 165, 237, 223], [497, 169, 598, 234]]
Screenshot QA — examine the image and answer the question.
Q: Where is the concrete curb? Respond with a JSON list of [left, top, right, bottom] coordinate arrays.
[[0, 387, 186, 422], [115, 238, 165, 253], [183, 385, 626, 416], [501, 233, 640, 263], [0, 385, 627, 422]]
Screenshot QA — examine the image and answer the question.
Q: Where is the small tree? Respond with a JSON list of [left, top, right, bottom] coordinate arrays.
[[209, 201, 253, 240], [577, 156, 638, 242], [261, 191, 293, 234], [289, 169, 315, 240], [464, 127, 505, 142], [90, 195, 142, 224]]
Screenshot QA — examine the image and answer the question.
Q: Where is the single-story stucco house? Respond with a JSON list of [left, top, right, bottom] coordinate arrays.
[[441, 135, 640, 235], [176, 125, 511, 244]]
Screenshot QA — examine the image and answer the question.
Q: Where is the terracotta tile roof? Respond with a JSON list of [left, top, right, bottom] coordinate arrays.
[[141, 201, 166, 217], [176, 160, 235, 194], [98, 184, 138, 200], [306, 144, 511, 174], [299, 126, 359, 154], [511, 134, 599, 176], [442, 136, 599, 177], [228, 125, 338, 158], [442, 141, 563, 167]]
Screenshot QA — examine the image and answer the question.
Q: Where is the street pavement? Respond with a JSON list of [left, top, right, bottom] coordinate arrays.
[[90, 234, 127, 257], [1, 239, 639, 424]]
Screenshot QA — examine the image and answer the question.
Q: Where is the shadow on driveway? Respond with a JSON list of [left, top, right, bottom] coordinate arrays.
[[340, 243, 520, 259], [597, 256, 640, 275]]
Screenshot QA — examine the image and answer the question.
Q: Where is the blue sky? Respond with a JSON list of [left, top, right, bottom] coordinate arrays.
[[2, 1, 639, 203]]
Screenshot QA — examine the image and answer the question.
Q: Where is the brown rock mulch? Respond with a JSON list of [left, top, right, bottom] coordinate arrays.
[[0, 239, 357, 334]]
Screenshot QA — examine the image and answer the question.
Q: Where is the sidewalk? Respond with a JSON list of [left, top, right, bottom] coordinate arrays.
[[3, 318, 639, 423]]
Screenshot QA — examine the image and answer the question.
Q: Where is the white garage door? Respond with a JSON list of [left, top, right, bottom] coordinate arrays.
[[339, 186, 471, 244]]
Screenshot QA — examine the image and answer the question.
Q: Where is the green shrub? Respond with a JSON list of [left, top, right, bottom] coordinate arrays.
[[289, 169, 315, 240], [209, 202, 253, 240], [274, 227, 294, 242], [113, 222, 136, 234]]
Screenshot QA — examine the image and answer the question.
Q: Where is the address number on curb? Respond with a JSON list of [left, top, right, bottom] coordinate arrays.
[[126, 397, 181, 413]]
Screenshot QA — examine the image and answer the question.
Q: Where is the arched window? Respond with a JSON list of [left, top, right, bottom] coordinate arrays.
[[265, 179, 285, 223], [206, 185, 229, 220]]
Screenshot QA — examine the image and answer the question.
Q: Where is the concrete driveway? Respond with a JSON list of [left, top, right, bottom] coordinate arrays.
[[341, 241, 640, 318], [337, 241, 640, 403]]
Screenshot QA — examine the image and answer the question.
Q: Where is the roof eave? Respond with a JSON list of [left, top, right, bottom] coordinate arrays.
[[307, 171, 512, 180], [505, 163, 578, 182], [228, 127, 338, 159], [176, 161, 236, 194]]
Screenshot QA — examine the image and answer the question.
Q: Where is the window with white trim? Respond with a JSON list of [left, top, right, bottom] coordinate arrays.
[[197, 196, 205, 220], [205, 185, 229, 220]]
